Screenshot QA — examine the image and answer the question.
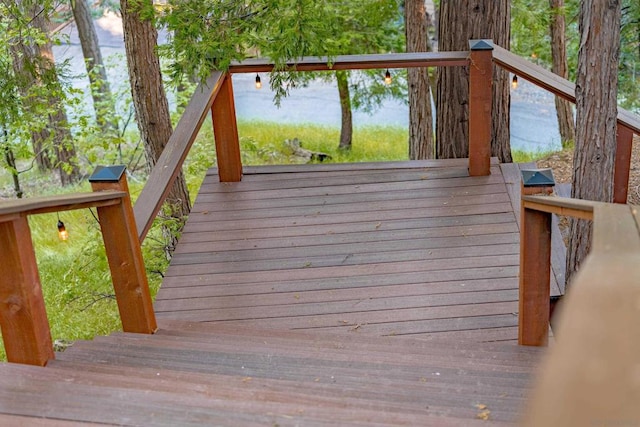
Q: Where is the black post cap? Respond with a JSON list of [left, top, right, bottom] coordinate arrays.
[[89, 165, 127, 183], [521, 168, 556, 187], [469, 39, 494, 51]]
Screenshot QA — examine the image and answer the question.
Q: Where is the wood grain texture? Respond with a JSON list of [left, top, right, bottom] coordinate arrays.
[[133, 71, 224, 241], [0, 191, 124, 219], [157, 161, 524, 342], [211, 73, 242, 182], [0, 217, 54, 366], [468, 47, 493, 176], [92, 177, 156, 334]]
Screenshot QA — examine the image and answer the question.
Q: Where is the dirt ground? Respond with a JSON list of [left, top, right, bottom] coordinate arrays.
[[536, 136, 640, 205]]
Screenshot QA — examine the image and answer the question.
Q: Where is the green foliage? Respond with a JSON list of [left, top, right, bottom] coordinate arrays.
[[619, 0, 640, 111]]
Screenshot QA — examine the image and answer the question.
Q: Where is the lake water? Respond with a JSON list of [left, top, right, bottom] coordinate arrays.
[[53, 13, 562, 154]]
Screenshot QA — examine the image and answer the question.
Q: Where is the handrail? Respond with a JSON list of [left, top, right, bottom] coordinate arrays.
[[133, 71, 225, 242], [0, 191, 125, 219], [0, 167, 156, 366], [492, 42, 640, 204], [228, 51, 470, 73], [521, 194, 599, 221], [521, 193, 640, 425], [492, 43, 640, 134], [132, 51, 480, 244]]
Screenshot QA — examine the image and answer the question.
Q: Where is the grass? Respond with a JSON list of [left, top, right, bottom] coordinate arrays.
[[0, 119, 557, 361]]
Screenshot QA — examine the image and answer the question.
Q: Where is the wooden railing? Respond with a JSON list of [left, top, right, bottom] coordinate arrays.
[[519, 189, 640, 425], [0, 166, 156, 366], [133, 39, 640, 244], [493, 44, 640, 204], [133, 42, 498, 242]]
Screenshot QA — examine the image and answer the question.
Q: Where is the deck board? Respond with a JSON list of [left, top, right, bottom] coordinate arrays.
[[0, 160, 548, 426], [158, 161, 524, 342]]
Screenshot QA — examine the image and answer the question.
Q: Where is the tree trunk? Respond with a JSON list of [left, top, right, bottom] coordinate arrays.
[[405, 0, 434, 160], [566, 0, 621, 286], [336, 71, 353, 150], [121, 0, 191, 250], [71, 0, 118, 134], [436, 0, 511, 162], [549, 0, 576, 148]]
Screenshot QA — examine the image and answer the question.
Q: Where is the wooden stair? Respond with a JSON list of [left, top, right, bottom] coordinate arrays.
[[0, 319, 543, 426]]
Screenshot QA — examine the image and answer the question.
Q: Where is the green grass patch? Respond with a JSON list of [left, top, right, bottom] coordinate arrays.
[[511, 148, 558, 163]]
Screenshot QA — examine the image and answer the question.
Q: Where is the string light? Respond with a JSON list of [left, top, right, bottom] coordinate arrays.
[[255, 73, 262, 89], [384, 69, 392, 85], [511, 75, 518, 90], [56, 213, 69, 241]]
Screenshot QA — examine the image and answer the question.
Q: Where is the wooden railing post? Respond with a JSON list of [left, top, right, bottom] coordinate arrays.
[[519, 169, 555, 346], [0, 217, 55, 366], [211, 73, 242, 182], [468, 39, 493, 177], [89, 166, 157, 334], [613, 123, 634, 204]]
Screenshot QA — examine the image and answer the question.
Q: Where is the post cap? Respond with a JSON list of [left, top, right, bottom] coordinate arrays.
[[521, 168, 556, 187], [89, 165, 126, 183], [469, 39, 494, 51]]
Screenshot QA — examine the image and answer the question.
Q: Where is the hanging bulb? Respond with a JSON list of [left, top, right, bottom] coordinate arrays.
[[57, 219, 69, 241], [384, 69, 392, 85], [255, 73, 262, 89], [511, 75, 518, 90]]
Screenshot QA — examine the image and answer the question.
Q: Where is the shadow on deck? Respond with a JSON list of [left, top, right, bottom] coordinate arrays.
[[0, 159, 551, 426]]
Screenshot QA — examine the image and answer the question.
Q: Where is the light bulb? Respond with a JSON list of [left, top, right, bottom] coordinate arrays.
[[255, 73, 262, 89], [57, 220, 69, 241], [511, 75, 518, 90], [384, 69, 392, 85]]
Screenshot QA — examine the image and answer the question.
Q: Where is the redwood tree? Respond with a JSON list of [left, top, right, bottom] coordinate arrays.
[[405, 0, 434, 160], [120, 0, 191, 250], [566, 0, 621, 285], [436, 0, 511, 162], [549, 0, 576, 147]]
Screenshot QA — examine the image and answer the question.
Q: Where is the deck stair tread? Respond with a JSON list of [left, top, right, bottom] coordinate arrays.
[[0, 320, 542, 426]]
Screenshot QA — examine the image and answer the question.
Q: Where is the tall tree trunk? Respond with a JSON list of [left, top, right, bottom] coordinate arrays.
[[566, 0, 621, 286], [71, 0, 118, 134], [336, 71, 353, 150], [405, 0, 434, 160], [436, 0, 511, 162], [549, 0, 576, 148], [120, 0, 191, 251]]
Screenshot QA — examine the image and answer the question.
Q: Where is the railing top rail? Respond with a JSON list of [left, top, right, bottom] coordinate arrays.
[[133, 71, 226, 243], [228, 51, 470, 74], [522, 194, 601, 221], [0, 190, 126, 220], [492, 43, 640, 135]]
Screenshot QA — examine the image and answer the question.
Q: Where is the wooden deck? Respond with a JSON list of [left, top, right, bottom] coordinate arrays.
[[157, 159, 558, 342], [0, 159, 552, 425]]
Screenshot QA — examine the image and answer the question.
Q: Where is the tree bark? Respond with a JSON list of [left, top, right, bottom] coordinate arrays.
[[71, 0, 118, 134], [405, 0, 434, 160], [121, 0, 191, 249], [436, 0, 511, 162], [566, 0, 621, 286], [336, 71, 353, 150], [549, 0, 576, 148]]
